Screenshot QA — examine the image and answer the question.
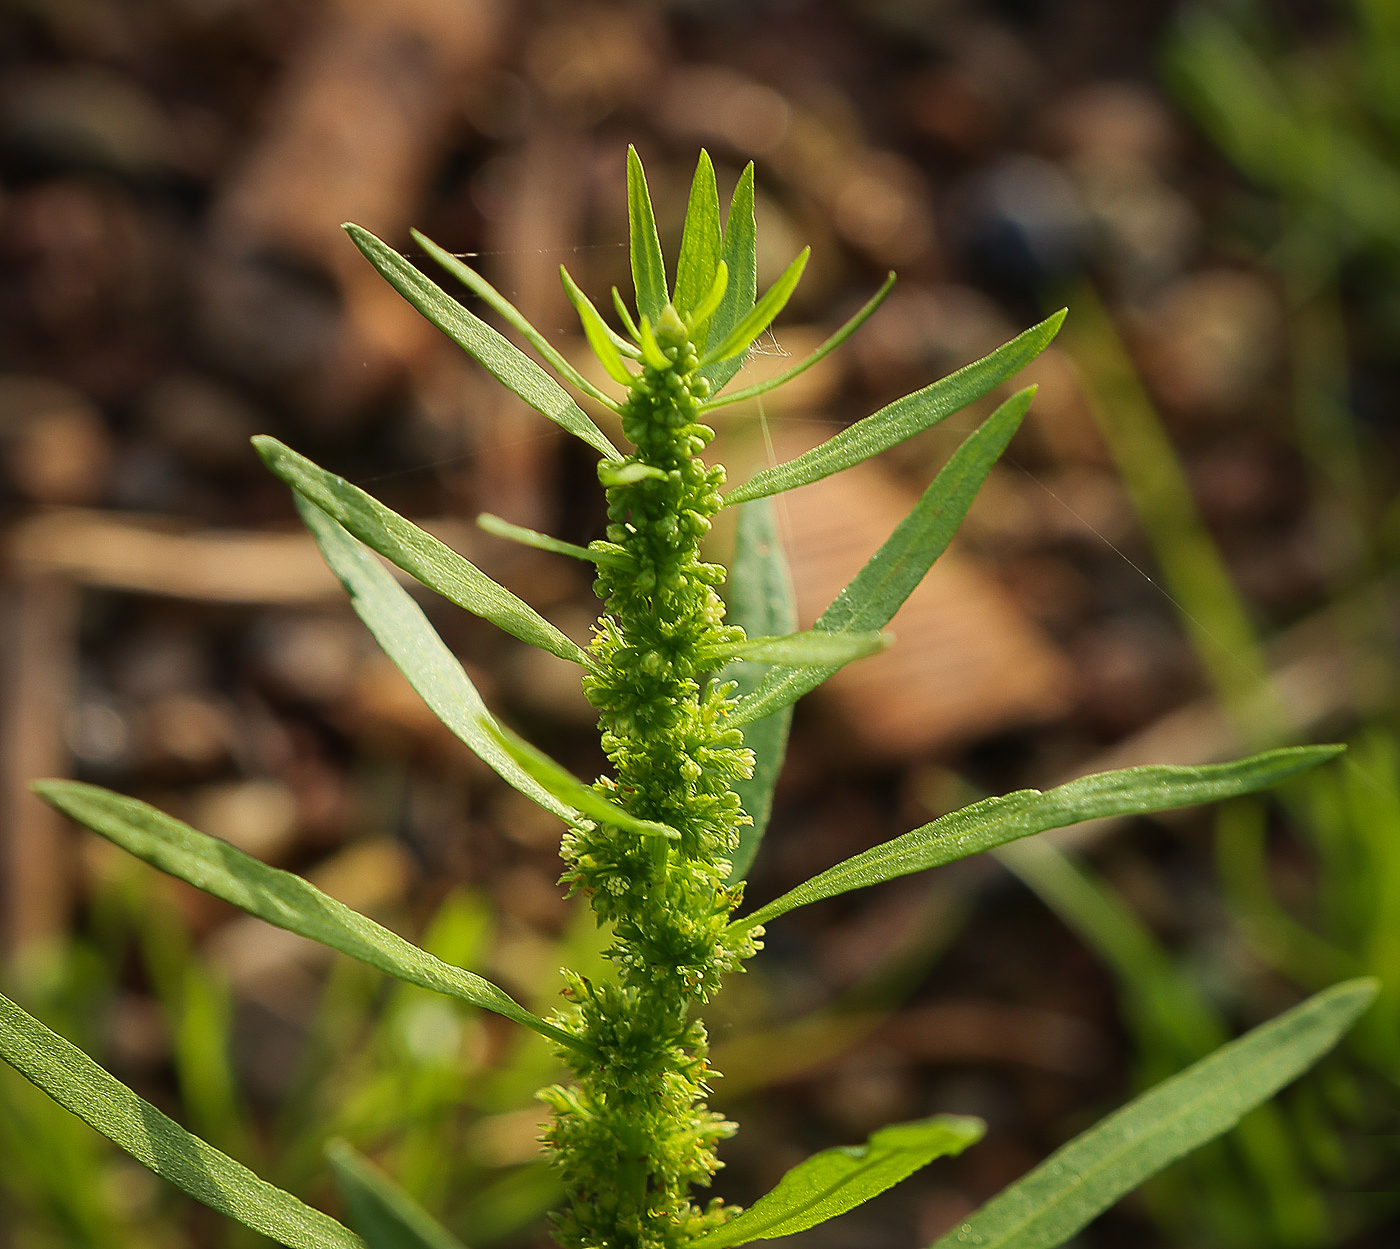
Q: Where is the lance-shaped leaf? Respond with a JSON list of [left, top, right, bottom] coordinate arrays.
[[561, 265, 635, 388], [0, 990, 364, 1249], [700, 247, 810, 367], [724, 311, 1065, 506], [700, 628, 890, 669], [673, 151, 723, 322], [627, 146, 668, 324], [694, 1115, 984, 1249], [255, 437, 589, 666], [296, 497, 571, 820], [723, 498, 797, 879], [32, 780, 591, 1056], [704, 272, 896, 411], [702, 163, 758, 393], [487, 723, 680, 841], [477, 512, 617, 565], [927, 978, 1377, 1249], [735, 746, 1342, 930], [731, 388, 1033, 729], [412, 230, 626, 410], [344, 225, 617, 460], [328, 1141, 466, 1249]]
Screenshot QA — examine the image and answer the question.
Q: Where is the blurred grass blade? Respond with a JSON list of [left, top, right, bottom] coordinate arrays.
[[344, 224, 617, 459], [735, 747, 1342, 930], [560, 265, 635, 387], [328, 1141, 466, 1249], [693, 1116, 984, 1249], [0, 990, 364, 1249], [702, 629, 889, 668], [926, 979, 1377, 1249], [296, 497, 572, 820], [626, 146, 668, 323], [995, 835, 1332, 1240], [673, 151, 723, 321], [700, 248, 811, 366], [704, 273, 896, 411], [724, 312, 1064, 506], [488, 724, 680, 841], [411, 230, 626, 411], [724, 498, 797, 879], [731, 388, 1033, 728], [255, 436, 589, 666], [702, 163, 757, 393], [32, 781, 591, 1056]]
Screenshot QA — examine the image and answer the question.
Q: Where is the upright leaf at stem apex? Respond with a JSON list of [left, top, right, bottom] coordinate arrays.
[[627, 146, 669, 324]]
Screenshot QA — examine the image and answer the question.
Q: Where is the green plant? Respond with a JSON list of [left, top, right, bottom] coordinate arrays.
[[0, 149, 1377, 1249]]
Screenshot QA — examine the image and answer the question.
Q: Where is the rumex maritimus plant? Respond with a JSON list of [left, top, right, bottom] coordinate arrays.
[[0, 149, 1379, 1249]]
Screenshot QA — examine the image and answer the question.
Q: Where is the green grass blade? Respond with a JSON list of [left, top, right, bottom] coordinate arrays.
[[32, 781, 592, 1056], [730, 388, 1033, 729], [735, 747, 1342, 930], [926, 979, 1377, 1249], [411, 230, 625, 416], [724, 497, 797, 879], [699, 248, 810, 367], [704, 272, 896, 411], [487, 723, 680, 841], [343, 224, 617, 459], [328, 1141, 466, 1249], [702, 629, 890, 668], [673, 151, 723, 321], [626, 146, 668, 324], [295, 497, 572, 820], [0, 989, 365, 1249], [694, 1115, 984, 1249], [996, 836, 1333, 1242], [724, 312, 1064, 506], [255, 436, 589, 666], [702, 163, 757, 393]]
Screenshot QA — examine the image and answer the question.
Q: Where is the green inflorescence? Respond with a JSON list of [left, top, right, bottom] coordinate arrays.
[[542, 292, 762, 1249]]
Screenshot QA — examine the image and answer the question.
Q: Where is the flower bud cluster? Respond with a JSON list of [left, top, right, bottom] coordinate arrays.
[[542, 311, 761, 1249]]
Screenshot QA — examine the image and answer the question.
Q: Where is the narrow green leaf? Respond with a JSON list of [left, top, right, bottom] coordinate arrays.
[[0, 990, 365, 1249], [688, 262, 730, 330], [477, 512, 616, 565], [724, 497, 797, 879], [295, 497, 572, 820], [612, 287, 642, 341], [412, 230, 626, 410], [254, 436, 589, 666], [702, 164, 758, 392], [704, 273, 896, 411], [626, 146, 668, 324], [927, 979, 1377, 1249], [735, 746, 1343, 930], [694, 1115, 984, 1249], [730, 388, 1033, 729], [637, 313, 671, 371], [328, 1141, 466, 1249], [32, 780, 592, 1056], [702, 628, 890, 669], [487, 723, 680, 841], [673, 151, 723, 320], [560, 266, 635, 387], [724, 311, 1065, 506], [699, 248, 810, 367], [599, 460, 667, 487], [343, 224, 618, 460]]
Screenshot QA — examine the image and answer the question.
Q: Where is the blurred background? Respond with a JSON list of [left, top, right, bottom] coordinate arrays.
[[2, 0, 1399, 1246]]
